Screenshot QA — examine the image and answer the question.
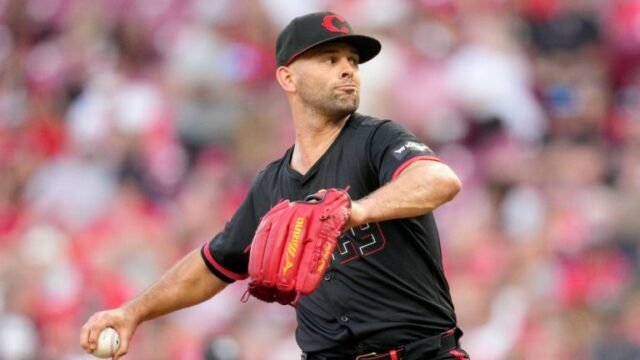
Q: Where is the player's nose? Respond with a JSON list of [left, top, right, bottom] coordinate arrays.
[[337, 58, 356, 78]]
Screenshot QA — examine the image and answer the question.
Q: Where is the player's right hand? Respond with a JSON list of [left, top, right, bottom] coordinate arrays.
[[80, 306, 139, 360]]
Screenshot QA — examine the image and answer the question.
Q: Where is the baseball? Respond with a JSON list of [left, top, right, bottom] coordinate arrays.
[[92, 327, 120, 358]]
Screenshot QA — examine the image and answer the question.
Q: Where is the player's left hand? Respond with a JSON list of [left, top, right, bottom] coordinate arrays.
[[246, 188, 351, 305], [344, 200, 367, 231]]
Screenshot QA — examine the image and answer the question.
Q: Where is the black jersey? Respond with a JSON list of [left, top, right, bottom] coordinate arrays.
[[201, 113, 458, 354]]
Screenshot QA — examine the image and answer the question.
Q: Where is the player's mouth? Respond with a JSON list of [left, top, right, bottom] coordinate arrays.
[[335, 84, 357, 92]]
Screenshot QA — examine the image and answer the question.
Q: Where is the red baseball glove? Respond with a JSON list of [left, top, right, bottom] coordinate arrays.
[[247, 189, 351, 305]]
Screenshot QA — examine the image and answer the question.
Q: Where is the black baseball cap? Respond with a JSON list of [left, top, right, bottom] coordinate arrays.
[[276, 11, 382, 67]]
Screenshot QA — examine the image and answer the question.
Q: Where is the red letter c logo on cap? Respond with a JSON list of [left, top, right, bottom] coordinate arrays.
[[321, 15, 350, 34]]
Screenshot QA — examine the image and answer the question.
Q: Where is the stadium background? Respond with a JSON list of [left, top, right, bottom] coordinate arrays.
[[1, 0, 640, 359]]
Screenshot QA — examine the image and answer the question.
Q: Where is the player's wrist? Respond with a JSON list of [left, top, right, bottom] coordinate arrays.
[[345, 200, 369, 229], [120, 301, 145, 325]]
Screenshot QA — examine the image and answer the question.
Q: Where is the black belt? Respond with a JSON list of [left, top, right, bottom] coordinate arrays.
[[354, 329, 459, 360]]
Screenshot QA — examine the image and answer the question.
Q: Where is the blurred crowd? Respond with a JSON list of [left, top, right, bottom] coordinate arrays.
[[1, 0, 640, 359]]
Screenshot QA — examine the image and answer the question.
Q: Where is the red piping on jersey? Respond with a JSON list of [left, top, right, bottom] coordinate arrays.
[[449, 349, 467, 359], [202, 243, 248, 281], [390, 349, 399, 360], [391, 155, 441, 180]]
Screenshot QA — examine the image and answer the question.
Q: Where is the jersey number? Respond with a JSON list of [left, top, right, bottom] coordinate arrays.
[[335, 223, 386, 264]]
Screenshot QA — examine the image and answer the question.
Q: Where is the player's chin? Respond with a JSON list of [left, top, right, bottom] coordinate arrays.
[[333, 97, 359, 114], [330, 105, 358, 119]]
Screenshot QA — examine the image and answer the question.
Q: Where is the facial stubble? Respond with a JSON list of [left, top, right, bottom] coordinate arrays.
[[298, 78, 360, 119]]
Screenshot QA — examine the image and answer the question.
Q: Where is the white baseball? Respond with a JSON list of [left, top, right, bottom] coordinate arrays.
[[92, 327, 120, 358]]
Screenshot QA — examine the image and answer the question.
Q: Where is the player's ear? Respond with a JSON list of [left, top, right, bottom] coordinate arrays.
[[276, 66, 296, 93]]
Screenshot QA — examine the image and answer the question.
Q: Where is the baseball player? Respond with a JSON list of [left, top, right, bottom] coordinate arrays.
[[80, 11, 469, 360]]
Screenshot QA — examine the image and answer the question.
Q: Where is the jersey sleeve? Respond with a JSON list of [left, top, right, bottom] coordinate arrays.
[[200, 171, 269, 283], [368, 120, 441, 185]]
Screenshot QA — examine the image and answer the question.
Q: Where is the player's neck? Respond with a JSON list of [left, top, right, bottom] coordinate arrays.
[[290, 113, 348, 175]]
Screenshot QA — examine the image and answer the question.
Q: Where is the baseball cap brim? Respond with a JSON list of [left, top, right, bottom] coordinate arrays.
[[284, 34, 381, 66]]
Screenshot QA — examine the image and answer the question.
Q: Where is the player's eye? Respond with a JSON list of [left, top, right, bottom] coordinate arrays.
[[323, 56, 336, 65]]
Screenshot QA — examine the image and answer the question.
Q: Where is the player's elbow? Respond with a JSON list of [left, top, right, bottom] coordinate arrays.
[[403, 160, 462, 205], [436, 164, 462, 202], [444, 171, 462, 201]]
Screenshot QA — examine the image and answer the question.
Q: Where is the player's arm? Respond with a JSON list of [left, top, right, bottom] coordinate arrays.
[[81, 171, 268, 359], [347, 159, 461, 228], [80, 249, 227, 359], [346, 120, 462, 229]]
